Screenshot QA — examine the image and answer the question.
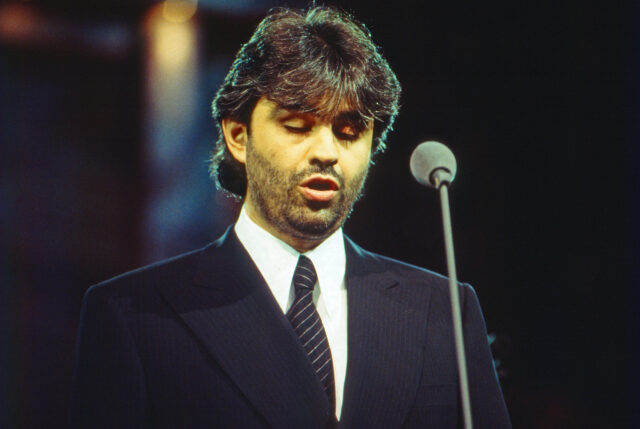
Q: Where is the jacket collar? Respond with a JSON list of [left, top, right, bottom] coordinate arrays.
[[158, 228, 333, 429], [157, 229, 432, 429], [338, 237, 432, 428]]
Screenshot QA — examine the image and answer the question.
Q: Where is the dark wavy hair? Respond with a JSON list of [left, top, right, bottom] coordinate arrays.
[[210, 6, 401, 197]]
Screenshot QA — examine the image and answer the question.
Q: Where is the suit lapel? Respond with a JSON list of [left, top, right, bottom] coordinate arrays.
[[156, 228, 333, 429], [339, 238, 432, 429]]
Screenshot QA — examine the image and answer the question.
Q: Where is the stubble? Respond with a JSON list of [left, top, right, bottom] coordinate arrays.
[[245, 143, 369, 242]]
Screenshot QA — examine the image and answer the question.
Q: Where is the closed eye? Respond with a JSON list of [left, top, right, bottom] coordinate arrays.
[[284, 125, 312, 133], [333, 124, 362, 141]]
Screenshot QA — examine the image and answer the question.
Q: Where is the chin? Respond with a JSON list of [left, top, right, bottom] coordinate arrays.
[[285, 213, 342, 241]]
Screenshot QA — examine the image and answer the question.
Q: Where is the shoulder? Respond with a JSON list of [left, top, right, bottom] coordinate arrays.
[[83, 230, 229, 306], [345, 235, 449, 285], [344, 236, 477, 304]]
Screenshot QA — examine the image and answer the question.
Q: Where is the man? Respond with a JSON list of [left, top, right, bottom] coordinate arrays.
[[71, 6, 511, 429]]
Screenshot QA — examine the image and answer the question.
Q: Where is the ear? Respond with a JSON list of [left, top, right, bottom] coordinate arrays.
[[221, 118, 248, 164]]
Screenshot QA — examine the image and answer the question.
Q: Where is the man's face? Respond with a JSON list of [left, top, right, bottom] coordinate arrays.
[[232, 97, 373, 250]]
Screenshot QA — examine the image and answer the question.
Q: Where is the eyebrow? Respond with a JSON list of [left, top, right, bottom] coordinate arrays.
[[269, 104, 311, 120], [268, 105, 286, 120], [334, 111, 371, 130], [335, 111, 364, 122]]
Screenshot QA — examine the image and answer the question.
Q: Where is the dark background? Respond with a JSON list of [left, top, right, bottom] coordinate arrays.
[[1, 0, 637, 427]]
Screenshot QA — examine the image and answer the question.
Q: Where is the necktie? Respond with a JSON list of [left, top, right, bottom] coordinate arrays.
[[287, 255, 336, 412]]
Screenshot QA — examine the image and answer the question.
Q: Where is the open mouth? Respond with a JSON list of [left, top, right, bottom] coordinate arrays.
[[304, 178, 339, 191], [299, 176, 339, 202]]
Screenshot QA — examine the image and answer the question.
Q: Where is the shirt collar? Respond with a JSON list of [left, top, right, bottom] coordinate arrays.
[[234, 205, 346, 318]]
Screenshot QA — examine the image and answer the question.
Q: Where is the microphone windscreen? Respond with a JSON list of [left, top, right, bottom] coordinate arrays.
[[410, 141, 457, 187]]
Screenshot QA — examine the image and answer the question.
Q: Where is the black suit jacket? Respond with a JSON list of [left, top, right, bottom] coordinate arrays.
[[70, 228, 510, 428]]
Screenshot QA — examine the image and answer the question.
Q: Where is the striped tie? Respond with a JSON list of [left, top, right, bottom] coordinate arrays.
[[287, 255, 336, 412]]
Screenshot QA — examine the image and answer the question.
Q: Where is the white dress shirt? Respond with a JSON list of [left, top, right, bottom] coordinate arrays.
[[234, 206, 348, 420]]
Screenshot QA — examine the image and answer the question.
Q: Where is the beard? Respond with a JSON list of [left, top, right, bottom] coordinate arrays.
[[245, 143, 369, 242]]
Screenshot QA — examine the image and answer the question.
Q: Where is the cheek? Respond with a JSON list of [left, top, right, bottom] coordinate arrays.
[[341, 148, 371, 180], [252, 135, 304, 171], [247, 147, 299, 183]]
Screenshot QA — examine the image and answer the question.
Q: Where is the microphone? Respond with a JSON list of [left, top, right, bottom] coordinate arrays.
[[409, 141, 457, 188], [410, 140, 473, 429]]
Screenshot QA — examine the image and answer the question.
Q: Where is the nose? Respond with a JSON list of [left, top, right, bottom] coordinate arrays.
[[308, 125, 338, 167]]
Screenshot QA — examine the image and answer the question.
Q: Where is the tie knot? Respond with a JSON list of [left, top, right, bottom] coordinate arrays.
[[293, 255, 317, 291]]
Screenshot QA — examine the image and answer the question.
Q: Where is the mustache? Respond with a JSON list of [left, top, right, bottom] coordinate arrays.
[[291, 165, 345, 188]]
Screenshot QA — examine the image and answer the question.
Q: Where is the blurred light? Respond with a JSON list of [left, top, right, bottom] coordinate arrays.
[[153, 21, 194, 68], [197, 0, 273, 14], [0, 4, 132, 57], [162, 0, 197, 23], [0, 4, 38, 40], [142, 1, 202, 261], [146, 3, 196, 70], [143, 1, 199, 166]]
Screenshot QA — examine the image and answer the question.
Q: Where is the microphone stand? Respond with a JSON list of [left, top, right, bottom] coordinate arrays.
[[435, 172, 473, 429]]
